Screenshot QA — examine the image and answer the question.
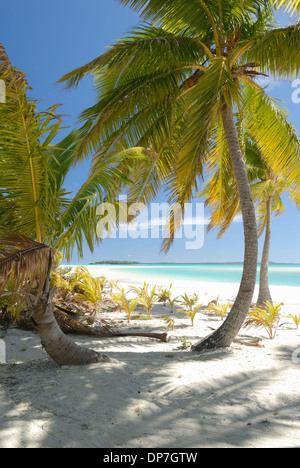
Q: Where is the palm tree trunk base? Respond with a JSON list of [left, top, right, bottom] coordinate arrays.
[[192, 329, 232, 352], [193, 293, 255, 352], [29, 292, 118, 366]]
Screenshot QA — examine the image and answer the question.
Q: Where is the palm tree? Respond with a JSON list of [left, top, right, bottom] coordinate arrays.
[[253, 173, 289, 306], [59, 0, 300, 350], [200, 137, 298, 306], [0, 43, 144, 256], [0, 44, 143, 365], [0, 230, 115, 365]]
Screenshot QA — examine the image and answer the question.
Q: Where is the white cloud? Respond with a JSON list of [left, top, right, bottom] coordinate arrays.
[[119, 212, 243, 232]]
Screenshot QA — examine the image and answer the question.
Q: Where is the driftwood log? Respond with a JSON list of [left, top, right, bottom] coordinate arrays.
[[16, 307, 168, 343]]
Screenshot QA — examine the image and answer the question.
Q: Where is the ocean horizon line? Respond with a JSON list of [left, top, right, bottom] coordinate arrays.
[[63, 261, 300, 266]]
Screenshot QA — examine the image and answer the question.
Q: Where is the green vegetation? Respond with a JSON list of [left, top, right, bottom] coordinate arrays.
[[244, 301, 282, 339], [201, 137, 300, 307], [1, 1, 300, 366], [157, 284, 179, 313], [284, 314, 300, 329], [59, 0, 300, 351], [209, 302, 231, 321], [137, 285, 158, 317], [177, 293, 203, 326]]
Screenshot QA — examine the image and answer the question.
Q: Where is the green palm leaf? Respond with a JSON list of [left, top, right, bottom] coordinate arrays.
[[273, 0, 300, 14], [244, 23, 300, 79]]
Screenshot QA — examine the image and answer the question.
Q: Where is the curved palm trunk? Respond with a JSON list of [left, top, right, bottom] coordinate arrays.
[[257, 196, 273, 306], [194, 102, 258, 351], [29, 290, 116, 366]]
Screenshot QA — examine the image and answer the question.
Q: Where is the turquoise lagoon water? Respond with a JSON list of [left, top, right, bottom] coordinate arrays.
[[85, 264, 300, 288]]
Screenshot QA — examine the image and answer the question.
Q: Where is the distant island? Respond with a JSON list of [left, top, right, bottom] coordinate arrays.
[[89, 260, 140, 265]]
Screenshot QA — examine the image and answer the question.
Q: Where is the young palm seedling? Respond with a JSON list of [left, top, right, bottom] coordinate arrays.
[[244, 301, 282, 339], [111, 286, 128, 312], [157, 283, 180, 313], [121, 297, 140, 324], [207, 296, 220, 313], [73, 267, 104, 301], [157, 287, 170, 307], [284, 313, 300, 329], [169, 296, 180, 313], [138, 285, 158, 317], [129, 282, 149, 300], [177, 293, 203, 327], [177, 304, 203, 327], [111, 287, 139, 323], [209, 302, 231, 320], [162, 315, 175, 330], [180, 293, 199, 310]]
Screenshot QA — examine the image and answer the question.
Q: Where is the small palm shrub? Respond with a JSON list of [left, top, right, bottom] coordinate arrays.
[[138, 285, 158, 317], [209, 302, 231, 320], [207, 296, 219, 310], [111, 286, 128, 311], [129, 282, 158, 316], [157, 283, 179, 312], [177, 304, 203, 327], [177, 293, 203, 326], [284, 314, 300, 329], [244, 301, 282, 339], [157, 287, 170, 307], [111, 287, 139, 323], [75, 275, 103, 307], [168, 295, 180, 313], [129, 282, 149, 300], [180, 293, 199, 309], [162, 315, 175, 330], [52, 266, 106, 320], [122, 298, 139, 323]]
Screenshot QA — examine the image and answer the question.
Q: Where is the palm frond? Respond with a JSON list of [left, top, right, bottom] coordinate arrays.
[[116, 0, 270, 36], [0, 44, 63, 243], [58, 25, 208, 91], [242, 81, 300, 185], [0, 228, 52, 302], [244, 23, 300, 79], [273, 0, 300, 14]]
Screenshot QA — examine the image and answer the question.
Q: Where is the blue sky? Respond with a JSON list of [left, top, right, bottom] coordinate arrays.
[[2, 1, 300, 264]]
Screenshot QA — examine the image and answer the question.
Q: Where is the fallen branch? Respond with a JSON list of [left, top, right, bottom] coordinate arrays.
[[233, 338, 264, 348], [110, 332, 168, 342], [207, 326, 264, 348]]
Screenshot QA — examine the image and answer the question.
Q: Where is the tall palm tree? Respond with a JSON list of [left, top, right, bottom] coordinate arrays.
[[0, 43, 144, 258], [200, 137, 297, 307], [59, 0, 300, 350], [0, 44, 143, 365]]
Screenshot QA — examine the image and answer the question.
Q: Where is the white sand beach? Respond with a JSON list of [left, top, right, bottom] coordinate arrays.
[[0, 268, 299, 448]]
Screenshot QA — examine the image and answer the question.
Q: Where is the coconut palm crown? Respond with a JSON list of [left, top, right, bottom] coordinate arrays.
[[58, 0, 300, 349]]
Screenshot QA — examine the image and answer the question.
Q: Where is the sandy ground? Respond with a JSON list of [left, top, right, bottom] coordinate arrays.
[[0, 270, 300, 449]]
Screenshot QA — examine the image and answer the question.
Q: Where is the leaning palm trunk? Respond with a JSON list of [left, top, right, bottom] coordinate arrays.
[[194, 102, 258, 350], [0, 230, 115, 366], [257, 196, 273, 306], [29, 290, 112, 366]]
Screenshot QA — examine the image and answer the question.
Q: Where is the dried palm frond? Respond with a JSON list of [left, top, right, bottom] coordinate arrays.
[[0, 228, 52, 303]]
